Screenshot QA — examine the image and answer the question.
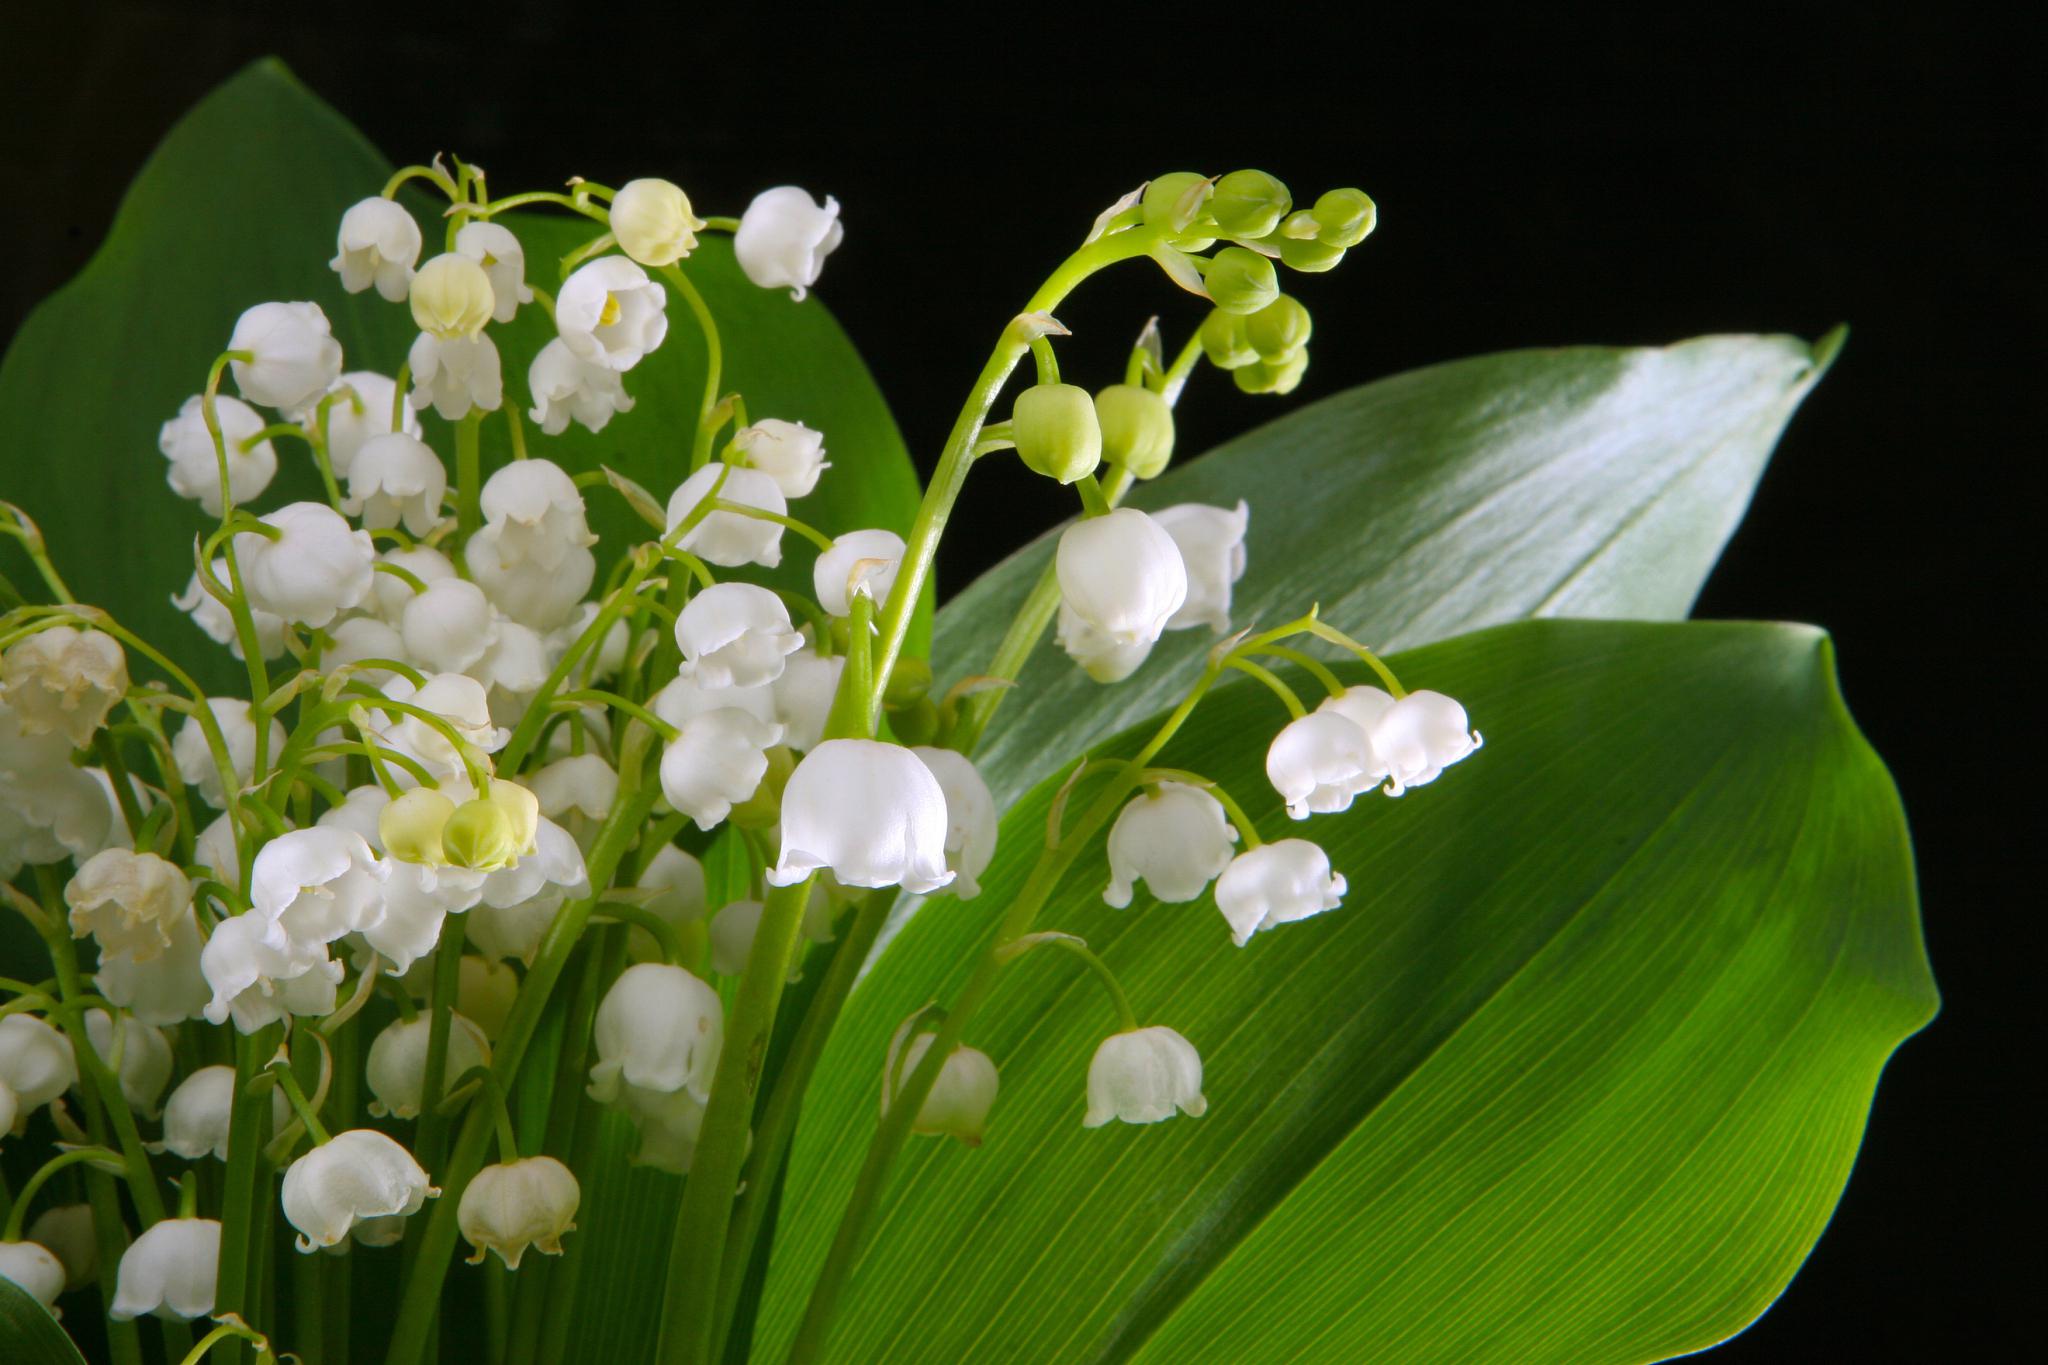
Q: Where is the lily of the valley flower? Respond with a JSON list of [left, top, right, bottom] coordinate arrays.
[[466, 520, 595, 632], [911, 746, 997, 899], [172, 562, 286, 661], [732, 418, 829, 498], [459, 1156, 580, 1268], [108, 1218, 221, 1321], [0, 1240, 65, 1312], [159, 393, 277, 514], [199, 912, 341, 1032], [527, 338, 635, 435], [734, 186, 844, 300], [172, 698, 288, 809], [410, 252, 497, 339], [0, 1014, 76, 1124], [587, 963, 723, 1104], [83, 1009, 173, 1116], [1372, 689, 1483, 795], [769, 649, 844, 753], [95, 908, 211, 1025], [884, 1032, 1000, 1146], [331, 197, 423, 302], [665, 463, 788, 568], [674, 582, 804, 689], [24, 1205, 95, 1292], [1103, 781, 1237, 907], [65, 848, 189, 961], [229, 301, 343, 412], [366, 1012, 491, 1118], [1, 626, 127, 748], [609, 178, 706, 268], [813, 529, 906, 617], [1083, 1026, 1208, 1127], [769, 739, 955, 893], [1266, 710, 1382, 820], [1215, 839, 1347, 946], [659, 709, 781, 831], [233, 501, 376, 628], [557, 256, 668, 371], [153, 1064, 288, 1162], [307, 372, 421, 477], [408, 332, 504, 421], [400, 578, 498, 674], [343, 432, 447, 537], [454, 221, 533, 323], [479, 460, 596, 569], [281, 1129, 439, 1252], [1154, 500, 1250, 633], [250, 827, 388, 952]]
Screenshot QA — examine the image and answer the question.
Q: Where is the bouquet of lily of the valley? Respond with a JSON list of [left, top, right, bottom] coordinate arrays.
[[0, 63, 1931, 1365]]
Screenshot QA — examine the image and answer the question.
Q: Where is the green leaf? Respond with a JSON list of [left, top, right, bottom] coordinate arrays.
[[0, 1277, 88, 1365], [759, 619, 1935, 1363], [940, 332, 1838, 804], [0, 57, 924, 696]]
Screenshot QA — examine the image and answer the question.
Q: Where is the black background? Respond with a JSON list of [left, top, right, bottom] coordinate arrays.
[[1, 4, 2033, 1360]]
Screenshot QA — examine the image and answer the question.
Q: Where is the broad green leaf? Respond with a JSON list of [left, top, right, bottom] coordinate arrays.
[[940, 333, 1838, 805], [0, 57, 924, 698], [759, 619, 1935, 1362], [0, 1278, 89, 1365]]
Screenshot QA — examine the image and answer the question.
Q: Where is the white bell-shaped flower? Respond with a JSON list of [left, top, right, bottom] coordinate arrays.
[[475, 622, 553, 728], [234, 501, 375, 628], [1103, 781, 1237, 908], [172, 561, 287, 661], [199, 911, 342, 1032], [96, 908, 211, 1026], [331, 197, 422, 302], [652, 673, 781, 733], [466, 522, 595, 633], [365, 545, 457, 624], [344, 432, 447, 537], [454, 221, 533, 323], [159, 393, 276, 515], [0, 1014, 76, 1114], [770, 648, 844, 753], [911, 746, 997, 899], [172, 698, 287, 810], [659, 709, 781, 832], [884, 1033, 999, 1146], [1212, 839, 1343, 945], [626, 845, 707, 963], [614, 1081, 706, 1174], [108, 1217, 221, 1321], [675, 583, 804, 689], [812, 529, 906, 617], [527, 337, 634, 435], [479, 460, 595, 570], [250, 827, 388, 951], [1054, 602, 1156, 684], [459, 1156, 580, 1268], [373, 673, 509, 784], [281, 1129, 439, 1252], [732, 418, 829, 498], [557, 256, 668, 371], [609, 178, 705, 268], [1083, 1026, 1208, 1127], [308, 372, 422, 478], [528, 754, 618, 822], [0, 1240, 65, 1313], [153, 1064, 288, 1162], [366, 1012, 491, 1118], [325, 616, 406, 680], [194, 813, 241, 886], [1056, 508, 1187, 649], [400, 578, 498, 674], [1317, 684, 1397, 736], [364, 861, 484, 974], [769, 738, 953, 892], [665, 464, 787, 568], [587, 963, 723, 1104], [65, 848, 190, 961], [26, 1204, 97, 1291], [733, 187, 844, 300], [1371, 690, 1483, 796], [1154, 500, 1249, 633], [408, 332, 503, 421], [83, 1010, 173, 1116], [229, 301, 343, 411], [1, 626, 126, 748], [409, 253, 497, 339], [1265, 710, 1382, 820]]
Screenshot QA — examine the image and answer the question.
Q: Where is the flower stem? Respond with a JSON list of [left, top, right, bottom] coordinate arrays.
[[657, 264, 725, 471]]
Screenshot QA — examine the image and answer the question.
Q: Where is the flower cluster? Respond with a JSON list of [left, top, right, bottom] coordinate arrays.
[[1, 159, 1478, 1363]]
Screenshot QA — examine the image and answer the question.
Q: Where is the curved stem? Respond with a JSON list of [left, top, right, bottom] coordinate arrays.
[[997, 932, 1137, 1029], [657, 264, 726, 471]]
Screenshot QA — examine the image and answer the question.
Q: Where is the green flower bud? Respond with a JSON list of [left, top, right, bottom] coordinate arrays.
[[1232, 347, 1310, 397], [1312, 188, 1377, 247], [380, 788, 455, 865], [1209, 170, 1292, 239], [485, 780, 540, 854], [1094, 384, 1176, 480], [1142, 172, 1214, 234], [1012, 383, 1102, 484], [1278, 210, 1322, 240], [1204, 247, 1280, 316], [1245, 295, 1313, 361], [1197, 310, 1258, 370], [890, 696, 940, 747], [443, 797, 520, 871], [883, 656, 934, 711], [730, 746, 796, 830], [1275, 235, 1346, 274]]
